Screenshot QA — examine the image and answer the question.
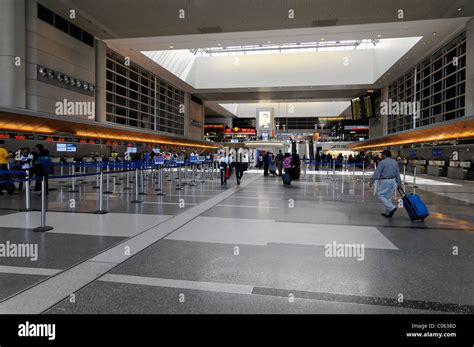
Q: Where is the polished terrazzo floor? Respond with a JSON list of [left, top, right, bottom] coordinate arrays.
[[0, 166, 473, 314]]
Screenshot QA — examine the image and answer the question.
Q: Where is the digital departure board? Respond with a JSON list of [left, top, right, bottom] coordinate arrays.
[[351, 94, 376, 120]]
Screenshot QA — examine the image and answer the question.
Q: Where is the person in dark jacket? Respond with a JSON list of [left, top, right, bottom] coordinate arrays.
[[263, 152, 271, 176], [33, 144, 50, 194]]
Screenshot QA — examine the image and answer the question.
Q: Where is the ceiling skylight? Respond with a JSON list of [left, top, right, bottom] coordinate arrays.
[[189, 39, 380, 56]]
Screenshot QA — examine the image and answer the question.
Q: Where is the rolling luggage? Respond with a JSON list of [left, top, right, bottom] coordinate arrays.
[[269, 162, 277, 175], [282, 173, 291, 185], [0, 181, 15, 195], [225, 167, 230, 179], [398, 187, 429, 222]]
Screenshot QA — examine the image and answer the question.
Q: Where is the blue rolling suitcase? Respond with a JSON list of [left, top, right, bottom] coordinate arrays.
[[398, 187, 429, 222], [282, 173, 291, 185]]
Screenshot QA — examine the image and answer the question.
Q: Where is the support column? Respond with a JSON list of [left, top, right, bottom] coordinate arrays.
[[95, 39, 107, 122], [0, 0, 26, 108], [465, 19, 474, 117], [184, 92, 191, 138]]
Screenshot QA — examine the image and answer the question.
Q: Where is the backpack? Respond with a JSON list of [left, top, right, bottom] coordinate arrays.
[[283, 157, 292, 169]]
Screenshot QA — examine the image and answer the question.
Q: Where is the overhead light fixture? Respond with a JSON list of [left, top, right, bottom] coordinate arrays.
[[83, 82, 89, 90], [47, 70, 54, 79], [89, 85, 95, 92], [457, 7, 462, 11], [39, 67, 47, 76], [63, 76, 70, 84], [432, 32, 437, 36], [267, 40, 271, 43], [169, 45, 174, 48], [56, 73, 63, 82], [377, 34, 382, 38], [76, 80, 82, 88], [70, 78, 76, 86], [217, 43, 222, 46], [422, 41, 426, 44], [320, 38, 325, 41]]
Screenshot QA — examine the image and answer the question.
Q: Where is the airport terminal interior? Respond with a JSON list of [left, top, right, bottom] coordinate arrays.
[[0, 0, 473, 318]]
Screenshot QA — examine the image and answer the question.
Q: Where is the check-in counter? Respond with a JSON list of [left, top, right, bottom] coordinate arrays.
[[415, 160, 427, 175], [50, 157, 61, 175], [427, 160, 447, 177], [407, 159, 417, 174], [448, 161, 473, 180]]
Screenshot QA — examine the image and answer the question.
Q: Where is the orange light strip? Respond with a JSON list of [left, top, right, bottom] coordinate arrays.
[[0, 123, 218, 149], [350, 131, 474, 150], [75, 131, 218, 149]]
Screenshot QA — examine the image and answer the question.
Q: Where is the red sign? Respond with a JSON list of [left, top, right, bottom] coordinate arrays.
[[224, 128, 256, 134]]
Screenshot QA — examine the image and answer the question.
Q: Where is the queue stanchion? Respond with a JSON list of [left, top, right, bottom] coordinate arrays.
[[189, 163, 196, 187], [93, 164, 100, 189], [156, 163, 166, 196], [24, 171, 31, 211], [104, 164, 113, 194], [94, 169, 108, 214], [325, 162, 329, 180], [131, 168, 142, 203], [33, 176, 53, 232], [352, 162, 356, 181], [362, 161, 366, 182], [200, 162, 205, 183], [176, 163, 184, 191], [115, 163, 122, 185], [332, 160, 336, 180], [68, 163, 79, 193], [124, 165, 132, 190], [59, 164, 65, 184], [403, 164, 407, 186], [412, 166, 418, 192], [139, 166, 147, 195]]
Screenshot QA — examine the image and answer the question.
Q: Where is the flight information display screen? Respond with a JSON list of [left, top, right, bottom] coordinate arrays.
[[351, 94, 375, 120]]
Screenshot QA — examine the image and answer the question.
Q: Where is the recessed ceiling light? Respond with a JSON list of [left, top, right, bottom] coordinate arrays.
[[170, 45, 174, 48], [217, 43, 222, 46], [321, 38, 325, 41], [377, 34, 382, 38], [432, 32, 437, 36], [422, 41, 426, 44], [457, 7, 462, 11], [267, 40, 271, 43]]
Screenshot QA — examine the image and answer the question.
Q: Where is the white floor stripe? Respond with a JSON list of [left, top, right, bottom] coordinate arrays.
[[100, 274, 254, 295], [0, 265, 60, 276], [0, 212, 171, 237], [142, 202, 198, 206], [216, 204, 280, 209], [167, 216, 399, 250]]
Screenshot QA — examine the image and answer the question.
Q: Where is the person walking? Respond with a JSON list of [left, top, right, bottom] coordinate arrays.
[[18, 148, 33, 191], [219, 153, 229, 185], [369, 150, 401, 218], [275, 150, 284, 176]]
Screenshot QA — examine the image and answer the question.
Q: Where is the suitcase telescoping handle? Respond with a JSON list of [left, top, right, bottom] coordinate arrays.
[[397, 185, 407, 197]]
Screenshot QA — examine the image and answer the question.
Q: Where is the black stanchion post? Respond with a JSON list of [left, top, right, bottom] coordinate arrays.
[[34, 177, 53, 232]]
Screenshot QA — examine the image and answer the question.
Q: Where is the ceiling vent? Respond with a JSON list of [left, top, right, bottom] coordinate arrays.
[[312, 19, 338, 27], [198, 26, 223, 34]]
